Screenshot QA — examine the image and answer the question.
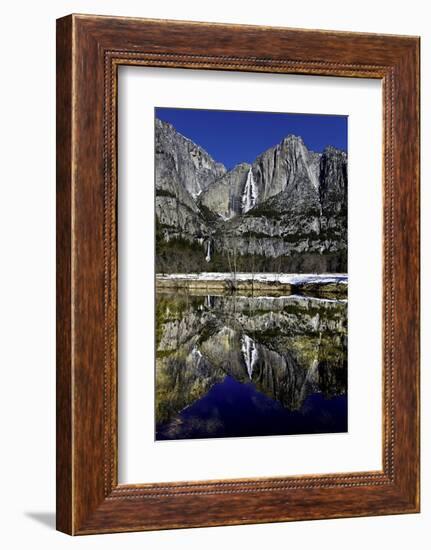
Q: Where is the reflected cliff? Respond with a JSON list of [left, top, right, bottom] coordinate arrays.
[[155, 290, 347, 440]]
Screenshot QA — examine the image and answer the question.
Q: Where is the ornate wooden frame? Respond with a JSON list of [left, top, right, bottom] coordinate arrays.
[[56, 14, 420, 534]]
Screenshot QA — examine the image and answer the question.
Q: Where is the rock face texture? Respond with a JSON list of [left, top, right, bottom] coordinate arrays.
[[155, 118, 347, 273], [155, 118, 226, 198], [199, 162, 251, 219]]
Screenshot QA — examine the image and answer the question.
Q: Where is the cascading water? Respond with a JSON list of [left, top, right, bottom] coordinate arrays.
[[205, 240, 212, 262], [241, 334, 258, 380], [204, 295, 214, 309], [241, 167, 258, 213]]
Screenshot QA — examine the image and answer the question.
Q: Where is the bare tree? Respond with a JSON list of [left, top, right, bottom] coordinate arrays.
[[249, 230, 255, 293]]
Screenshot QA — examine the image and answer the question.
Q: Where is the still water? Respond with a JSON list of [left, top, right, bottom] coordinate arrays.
[[155, 291, 347, 440]]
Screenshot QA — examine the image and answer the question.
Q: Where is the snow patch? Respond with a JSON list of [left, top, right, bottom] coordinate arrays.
[[156, 272, 348, 286]]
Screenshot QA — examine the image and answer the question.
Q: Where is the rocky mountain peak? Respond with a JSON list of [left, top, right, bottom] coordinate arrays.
[[155, 118, 226, 198], [155, 118, 348, 273], [281, 134, 305, 148]]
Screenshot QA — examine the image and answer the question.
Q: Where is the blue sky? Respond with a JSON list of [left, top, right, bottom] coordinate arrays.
[[155, 107, 347, 170]]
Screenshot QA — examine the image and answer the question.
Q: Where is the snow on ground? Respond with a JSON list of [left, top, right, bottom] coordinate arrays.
[[156, 272, 348, 285], [234, 294, 348, 304]]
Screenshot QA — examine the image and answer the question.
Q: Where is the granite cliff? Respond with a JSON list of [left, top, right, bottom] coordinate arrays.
[[155, 118, 347, 273]]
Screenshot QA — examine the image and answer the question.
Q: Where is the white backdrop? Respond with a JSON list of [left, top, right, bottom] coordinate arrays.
[[118, 67, 382, 483], [0, 1, 428, 549]]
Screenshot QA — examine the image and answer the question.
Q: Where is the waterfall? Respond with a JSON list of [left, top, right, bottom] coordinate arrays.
[[204, 295, 214, 309], [205, 240, 212, 262], [241, 167, 258, 213], [241, 334, 258, 380]]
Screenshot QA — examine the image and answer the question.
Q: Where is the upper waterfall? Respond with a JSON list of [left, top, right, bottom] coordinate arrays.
[[241, 167, 258, 213]]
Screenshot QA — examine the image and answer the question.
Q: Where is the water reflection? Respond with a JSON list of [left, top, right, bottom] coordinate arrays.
[[155, 290, 347, 440]]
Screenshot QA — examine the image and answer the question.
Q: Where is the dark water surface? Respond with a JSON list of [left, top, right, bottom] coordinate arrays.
[[155, 291, 347, 440]]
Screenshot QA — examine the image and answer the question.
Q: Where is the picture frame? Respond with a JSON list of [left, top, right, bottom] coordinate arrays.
[[56, 14, 420, 535]]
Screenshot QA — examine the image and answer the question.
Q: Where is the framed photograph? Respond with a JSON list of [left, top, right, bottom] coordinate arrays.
[[56, 14, 420, 534]]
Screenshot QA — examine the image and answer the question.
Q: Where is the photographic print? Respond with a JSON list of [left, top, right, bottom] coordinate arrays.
[[154, 107, 348, 441]]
